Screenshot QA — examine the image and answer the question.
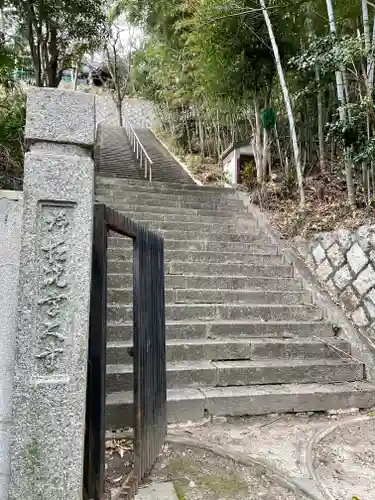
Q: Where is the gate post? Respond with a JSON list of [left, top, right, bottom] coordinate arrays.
[[9, 88, 96, 500]]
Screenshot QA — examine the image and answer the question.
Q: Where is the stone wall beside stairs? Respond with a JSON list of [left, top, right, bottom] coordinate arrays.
[[297, 225, 375, 343], [95, 94, 156, 128]]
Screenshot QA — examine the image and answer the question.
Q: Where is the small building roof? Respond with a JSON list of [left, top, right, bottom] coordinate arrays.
[[220, 139, 253, 161]]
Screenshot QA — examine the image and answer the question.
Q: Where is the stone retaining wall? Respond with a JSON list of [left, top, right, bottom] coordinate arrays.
[[297, 226, 375, 340]]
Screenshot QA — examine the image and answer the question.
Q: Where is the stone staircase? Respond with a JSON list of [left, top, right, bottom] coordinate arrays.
[[96, 124, 195, 184], [95, 176, 375, 428], [96, 124, 143, 179], [133, 128, 194, 184]]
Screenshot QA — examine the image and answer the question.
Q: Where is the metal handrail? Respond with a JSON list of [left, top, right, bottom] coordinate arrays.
[[124, 120, 153, 181]]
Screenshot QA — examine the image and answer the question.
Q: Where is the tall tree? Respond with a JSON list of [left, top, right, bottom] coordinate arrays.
[[259, 0, 305, 209], [325, 0, 356, 207], [5, 0, 106, 87]]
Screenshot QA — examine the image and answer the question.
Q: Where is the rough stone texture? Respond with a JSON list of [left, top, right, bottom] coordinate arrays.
[[347, 242, 368, 274], [333, 265, 352, 290], [315, 259, 333, 281], [354, 264, 375, 295], [9, 90, 95, 500], [326, 243, 345, 267], [352, 307, 369, 327], [297, 224, 375, 365], [312, 244, 325, 265], [25, 87, 95, 146], [0, 192, 23, 500]]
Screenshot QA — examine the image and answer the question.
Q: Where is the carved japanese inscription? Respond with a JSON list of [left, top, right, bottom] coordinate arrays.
[[34, 202, 75, 377]]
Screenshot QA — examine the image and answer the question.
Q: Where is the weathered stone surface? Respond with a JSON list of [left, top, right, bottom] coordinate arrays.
[[364, 298, 375, 319], [25, 87, 95, 147], [352, 307, 369, 327], [333, 265, 351, 290], [9, 90, 95, 500], [353, 264, 375, 295], [327, 243, 345, 267], [312, 244, 326, 265], [318, 233, 336, 250], [340, 287, 359, 313], [347, 242, 368, 274], [0, 192, 23, 500], [316, 258, 333, 281], [337, 229, 353, 251], [356, 225, 375, 252]]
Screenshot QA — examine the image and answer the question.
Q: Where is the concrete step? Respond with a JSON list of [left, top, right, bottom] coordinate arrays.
[[96, 179, 236, 197], [107, 288, 311, 305], [106, 338, 351, 364], [107, 261, 291, 277], [105, 210, 254, 225], [95, 188, 238, 203], [108, 237, 276, 254], [96, 179, 231, 195], [126, 229, 270, 243], [100, 202, 248, 218], [108, 248, 281, 263], [106, 359, 363, 392], [106, 381, 375, 426], [96, 195, 244, 211], [107, 274, 302, 291], [108, 304, 323, 323], [106, 320, 335, 342], [118, 219, 259, 233]]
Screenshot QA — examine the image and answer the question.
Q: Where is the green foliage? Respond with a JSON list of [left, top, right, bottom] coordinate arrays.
[[0, 88, 26, 190], [4, 0, 106, 85], [260, 108, 276, 130]]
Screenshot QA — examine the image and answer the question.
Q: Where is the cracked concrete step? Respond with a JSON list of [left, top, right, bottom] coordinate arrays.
[[106, 338, 351, 364], [106, 320, 335, 342], [106, 381, 375, 426], [108, 248, 281, 263], [107, 274, 302, 291], [108, 261, 291, 277], [106, 359, 363, 392], [108, 304, 323, 323], [100, 202, 248, 218], [107, 288, 311, 305], [108, 237, 276, 253]]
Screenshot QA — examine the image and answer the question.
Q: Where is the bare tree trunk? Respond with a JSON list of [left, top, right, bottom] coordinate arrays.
[[260, 0, 305, 210], [253, 93, 263, 182], [306, 3, 325, 171], [73, 64, 79, 90], [274, 124, 284, 170], [316, 67, 325, 171], [261, 127, 269, 181], [362, 0, 373, 83], [325, 0, 356, 207]]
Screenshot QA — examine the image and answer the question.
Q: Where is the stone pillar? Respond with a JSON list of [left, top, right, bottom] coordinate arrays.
[[0, 191, 23, 500], [9, 88, 96, 500]]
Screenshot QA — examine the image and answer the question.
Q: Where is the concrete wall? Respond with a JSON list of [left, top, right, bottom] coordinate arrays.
[[0, 191, 23, 500], [223, 149, 238, 184], [95, 93, 156, 129]]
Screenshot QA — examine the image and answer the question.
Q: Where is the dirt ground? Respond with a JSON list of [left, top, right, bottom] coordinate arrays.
[[105, 410, 375, 500]]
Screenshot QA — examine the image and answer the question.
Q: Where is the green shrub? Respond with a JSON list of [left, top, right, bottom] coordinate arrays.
[[0, 88, 26, 190]]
